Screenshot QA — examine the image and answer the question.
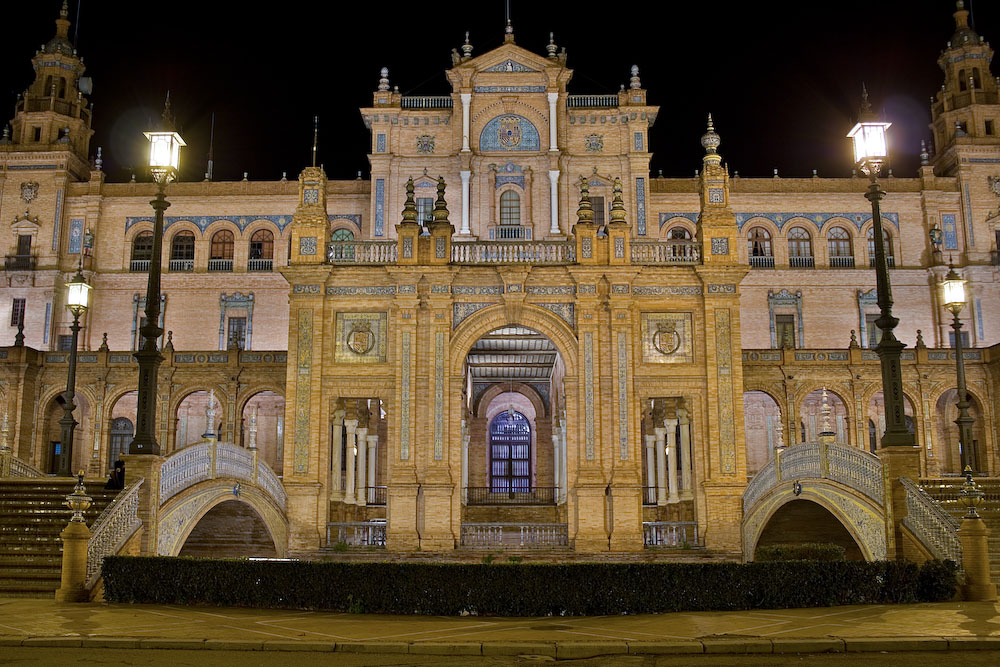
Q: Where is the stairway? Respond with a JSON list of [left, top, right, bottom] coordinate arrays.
[[919, 477, 1000, 584], [0, 478, 118, 598]]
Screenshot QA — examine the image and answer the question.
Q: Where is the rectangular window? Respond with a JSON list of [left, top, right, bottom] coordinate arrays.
[[416, 197, 433, 225], [985, 120, 995, 136], [775, 314, 796, 349], [57, 335, 73, 351], [32, 127, 41, 142], [949, 330, 971, 348], [10, 298, 25, 327], [591, 196, 606, 228], [227, 317, 247, 350], [16, 235, 31, 256]]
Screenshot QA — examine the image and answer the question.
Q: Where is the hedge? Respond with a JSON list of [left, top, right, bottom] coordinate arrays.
[[102, 557, 957, 616], [755, 543, 846, 562]]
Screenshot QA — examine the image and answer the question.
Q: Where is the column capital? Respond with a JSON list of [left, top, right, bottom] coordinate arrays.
[[654, 425, 667, 436], [547, 91, 559, 103], [343, 419, 358, 430], [664, 418, 679, 429], [460, 93, 472, 103]]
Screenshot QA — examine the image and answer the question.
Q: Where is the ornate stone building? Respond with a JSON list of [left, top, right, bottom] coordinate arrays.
[[0, 2, 998, 558]]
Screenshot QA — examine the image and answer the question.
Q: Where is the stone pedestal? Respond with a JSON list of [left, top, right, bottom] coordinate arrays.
[[54, 521, 91, 602], [418, 482, 456, 551], [121, 454, 164, 555], [608, 469, 642, 551], [959, 516, 998, 601], [284, 481, 322, 551], [572, 482, 609, 551], [386, 478, 420, 551], [876, 445, 921, 560]]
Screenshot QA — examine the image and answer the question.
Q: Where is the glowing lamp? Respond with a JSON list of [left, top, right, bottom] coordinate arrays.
[[940, 266, 967, 315], [143, 130, 185, 182], [65, 270, 91, 316], [847, 120, 891, 174]]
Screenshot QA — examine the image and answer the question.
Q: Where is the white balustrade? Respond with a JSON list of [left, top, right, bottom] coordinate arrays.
[[459, 523, 569, 547], [159, 442, 213, 502], [401, 96, 453, 109], [257, 464, 287, 508], [327, 240, 398, 264], [630, 241, 701, 264], [566, 95, 619, 108], [642, 521, 699, 547], [325, 521, 386, 547], [158, 440, 285, 511], [86, 479, 142, 587], [901, 477, 962, 564], [451, 241, 576, 265], [3, 455, 44, 478]]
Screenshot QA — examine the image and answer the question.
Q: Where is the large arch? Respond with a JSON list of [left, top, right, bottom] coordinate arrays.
[[39, 390, 92, 473], [177, 499, 279, 558], [754, 499, 864, 560], [240, 390, 285, 474], [173, 389, 228, 450], [798, 388, 849, 445], [743, 390, 782, 474], [933, 388, 987, 474]]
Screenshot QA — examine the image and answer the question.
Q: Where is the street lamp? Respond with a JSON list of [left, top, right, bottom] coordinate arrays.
[[130, 113, 184, 456], [847, 95, 914, 449], [940, 266, 976, 471], [56, 268, 91, 475]]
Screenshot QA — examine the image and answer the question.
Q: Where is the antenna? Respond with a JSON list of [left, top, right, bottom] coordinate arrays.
[[311, 115, 318, 167], [206, 112, 215, 181], [74, 0, 81, 47], [505, 0, 510, 29]]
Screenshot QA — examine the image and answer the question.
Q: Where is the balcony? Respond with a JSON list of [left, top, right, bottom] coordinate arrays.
[[365, 486, 387, 506], [749, 255, 775, 268], [870, 256, 896, 268], [567, 95, 619, 108], [129, 259, 150, 272], [492, 225, 529, 240], [207, 259, 233, 272], [460, 523, 568, 548], [325, 521, 386, 547], [465, 486, 557, 505], [247, 258, 273, 272], [452, 241, 575, 265], [327, 240, 397, 264], [4, 255, 35, 271], [400, 96, 453, 109], [789, 256, 815, 269], [631, 240, 700, 265], [829, 255, 855, 269], [643, 521, 700, 548], [168, 259, 194, 272]]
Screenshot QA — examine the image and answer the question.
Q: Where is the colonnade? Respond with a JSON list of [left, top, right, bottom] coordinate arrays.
[[330, 400, 380, 505], [643, 407, 693, 505]]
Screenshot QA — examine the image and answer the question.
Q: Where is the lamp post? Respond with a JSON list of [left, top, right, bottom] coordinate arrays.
[[56, 268, 91, 476], [129, 123, 184, 455], [940, 266, 976, 472], [847, 98, 914, 449]]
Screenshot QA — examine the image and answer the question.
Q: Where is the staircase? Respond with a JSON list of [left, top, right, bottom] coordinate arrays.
[[920, 477, 1000, 583], [0, 478, 118, 598]]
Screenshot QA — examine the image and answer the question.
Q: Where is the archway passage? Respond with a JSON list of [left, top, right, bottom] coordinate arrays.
[[799, 389, 848, 444], [177, 500, 278, 558], [754, 499, 863, 560], [175, 390, 222, 450], [241, 391, 285, 475], [743, 391, 782, 474], [867, 391, 915, 454], [43, 393, 91, 474], [934, 389, 986, 474]]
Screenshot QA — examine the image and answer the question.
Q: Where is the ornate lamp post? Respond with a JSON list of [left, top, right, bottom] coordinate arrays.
[[847, 98, 914, 449], [56, 268, 91, 476], [940, 266, 976, 471], [129, 122, 184, 455]]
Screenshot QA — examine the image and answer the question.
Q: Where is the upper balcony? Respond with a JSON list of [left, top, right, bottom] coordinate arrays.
[[4, 255, 36, 271]]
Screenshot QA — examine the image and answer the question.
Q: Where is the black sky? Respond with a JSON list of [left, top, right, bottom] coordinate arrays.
[[3, 1, 998, 183]]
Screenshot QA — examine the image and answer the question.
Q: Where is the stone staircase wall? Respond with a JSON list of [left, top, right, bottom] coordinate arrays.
[[920, 477, 1000, 584], [0, 479, 117, 598]]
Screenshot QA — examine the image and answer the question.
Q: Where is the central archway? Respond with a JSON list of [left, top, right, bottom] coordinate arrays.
[[178, 499, 278, 558], [754, 499, 863, 560]]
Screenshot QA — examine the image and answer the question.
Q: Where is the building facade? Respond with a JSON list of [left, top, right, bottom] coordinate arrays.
[[0, 3, 998, 555]]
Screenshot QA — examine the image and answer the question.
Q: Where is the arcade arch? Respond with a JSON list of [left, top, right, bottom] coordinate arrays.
[[41, 392, 91, 474], [866, 391, 916, 454], [799, 389, 848, 444], [174, 390, 225, 451], [241, 390, 285, 474], [743, 390, 782, 474], [934, 388, 987, 474]]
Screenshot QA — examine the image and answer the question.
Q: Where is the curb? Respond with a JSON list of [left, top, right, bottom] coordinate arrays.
[[1, 635, 999, 655]]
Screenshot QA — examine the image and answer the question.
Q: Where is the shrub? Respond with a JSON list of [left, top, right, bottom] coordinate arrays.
[[101, 557, 957, 616], [755, 543, 846, 562]]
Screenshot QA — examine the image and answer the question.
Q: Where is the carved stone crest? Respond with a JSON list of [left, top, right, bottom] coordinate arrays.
[[20, 181, 39, 205], [346, 321, 375, 355], [989, 175, 1000, 197], [653, 321, 681, 355], [585, 134, 603, 153], [416, 135, 435, 154]]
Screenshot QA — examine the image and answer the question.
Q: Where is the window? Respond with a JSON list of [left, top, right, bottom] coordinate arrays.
[[416, 197, 433, 225], [748, 227, 772, 256], [865, 313, 882, 348], [973, 67, 982, 89], [489, 411, 531, 492], [867, 228, 894, 267], [57, 335, 73, 351], [131, 232, 153, 262], [949, 330, 971, 349], [170, 231, 195, 260], [591, 196, 606, 228], [10, 298, 25, 327], [16, 235, 31, 257], [499, 190, 520, 226], [210, 230, 234, 260], [959, 69, 967, 91], [669, 227, 691, 240], [32, 127, 41, 142], [775, 314, 796, 349], [227, 317, 247, 350], [249, 229, 274, 259], [58, 77, 67, 98], [331, 228, 354, 242], [986, 120, 995, 136], [787, 227, 813, 258], [827, 227, 851, 256], [108, 417, 134, 467]]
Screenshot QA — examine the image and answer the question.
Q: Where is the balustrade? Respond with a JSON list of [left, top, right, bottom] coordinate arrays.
[[401, 96, 453, 109], [643, 521, 699, 547], [460, 523, 568, 547], [327, 240, 397, 264], [366, 486, 387, 505], [129, 259, 150, 272], [86, 479, 142, 587], [829, 255, 855, 268], [451, 241, 575, 265], [158, 440, 285, 510], [207, 259, 233, 272], [247, 258, 273, 272], [168, 259, 194, 272], [0, 451, 44, 478], [464, 487, 557, 505], [567, 95, 619, 108], [900, 478, 962, 563], [749, 255, 775, 268], [630, 240, 700, 264], [326, 521, 386, 547]]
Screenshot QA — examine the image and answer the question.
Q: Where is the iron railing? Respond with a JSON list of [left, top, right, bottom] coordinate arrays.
[[4, 255, 35, 271], [789, 256, 815, 268], [465, 487, 557, 505], [366, 486, 387, 506]]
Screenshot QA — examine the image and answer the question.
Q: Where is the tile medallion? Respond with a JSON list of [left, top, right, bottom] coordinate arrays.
[[334, 312, 388, 363], [641, 312, 694, 364]]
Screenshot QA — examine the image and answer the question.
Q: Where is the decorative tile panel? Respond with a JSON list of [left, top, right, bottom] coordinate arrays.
[[416, 135, 434, 154], [402, 237, 413, 258], [292, 284, 321, 294], [376, 134, 386, 153], [715, 308, 735, 474], [453, 285, 503, 295], [611, 284, 630, 294], [710, 237, 729, 255], [584, 332, 595, 460], [617, 331, 629, 460], [436, 237, 446, 258], [434, 332, 444, 460], [614, 236, 625, 257], [294, 308, 312, 474], [526, 285, 575, 295], [635, 177, 646, 236], [474, 85, 546, 93], [942, 214, 958, 250], [68, 218, 84, 254], [535, 302, 575, 329], [125, 214, 293, 232], [495, 175, 525, 189], [431, 285, 449, 293], [374, 179, 385, 236], [334, 312, 388, 363], [708, 188, 725, 203], [397, 285, 416, 294], [707, 284, 736, 293], [299, 237, 317, 255], [484, 59, 538, 72], [641, 312, 694, 363], [52, 190, 63, 251], [633, 285, 701, 295], [581, 237, 592, 258], [634, 132, 644, 151], [303, 188, 319, 204], [585, 134, 603, 153], [453, 302, 494, 328], [326, 286, 396, 295], [733, 211, 900, 231], [330, 214, 362, 229], [400, 332, 410, 460], [578, 285, 596, 294], [964, 184, 975, 246], [479, 115, 541, 152]]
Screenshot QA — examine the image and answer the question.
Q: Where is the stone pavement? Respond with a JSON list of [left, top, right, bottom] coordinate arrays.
[[0, 598, 998, 657]]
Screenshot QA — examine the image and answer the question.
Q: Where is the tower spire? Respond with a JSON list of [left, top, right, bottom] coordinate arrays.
[[312, 115, 318, 167]]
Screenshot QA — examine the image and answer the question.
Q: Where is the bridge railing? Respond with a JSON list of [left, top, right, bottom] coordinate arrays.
[[158, 439, 286, 511], [900, 477, 962, 564], [86, 478, 142, 587], [743, 440, 885, 512]]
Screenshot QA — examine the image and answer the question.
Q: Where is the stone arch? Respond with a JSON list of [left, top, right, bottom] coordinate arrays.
[[478, 114, 542, 152], [239, 389, 285, 474], [659, 219, 695, 240], [172, 388, 229, 451], [157, 482, 287, 557], [797, 387, 850, 445], [203, 218, 241, 240], [106, 390, 138, 469], [754, 499, 864, 560], [933, 387, 988, 474], [124, 220, 155, 245], [743, 390, 782, 474], [863, 389, 917, 454], [471, 100, 548, 126], [163, 219, 204, 239], [38, 389, 93, 474], [474, 381, 546, 419]]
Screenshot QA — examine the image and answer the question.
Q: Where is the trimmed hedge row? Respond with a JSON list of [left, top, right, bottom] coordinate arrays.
[[756, 543, 846, 562], [102, 557, 957, 616]]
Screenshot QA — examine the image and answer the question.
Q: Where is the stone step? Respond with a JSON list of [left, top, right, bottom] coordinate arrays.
[[0, 567, 60, 580]]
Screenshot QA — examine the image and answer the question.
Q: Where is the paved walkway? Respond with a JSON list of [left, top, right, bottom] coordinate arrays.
[[0, 598, 998, 657]]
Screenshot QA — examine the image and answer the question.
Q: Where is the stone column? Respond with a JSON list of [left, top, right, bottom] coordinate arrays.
[[654, 426, 667, 506], [459, 170, 472, 235], [331, 409, 344, 492], [548, 170, 560, 235], [679, 409, 693, 500], [665, 417, 679, 503], [55, 521, 90, 602], [366, 434, 377, 492], [461, 93, 472, 152], [355, 425, 368, 506], [343, 419, 357, 504], [644, 434, 656, 504], [547, 92, 559, 150], [122, 454, 164, 555], [551, 426, 561, 499], [559, 414, 568, 503], [461, 419, 469, 503]]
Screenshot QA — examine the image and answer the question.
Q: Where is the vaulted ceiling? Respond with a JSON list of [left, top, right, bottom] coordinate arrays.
[[466, 326, 557, 382]]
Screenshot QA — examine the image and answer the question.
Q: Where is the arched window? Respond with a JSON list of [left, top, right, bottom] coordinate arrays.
[[669, 227, 691, 240], [867, 227, 894, 268], [959, 69, 967, 91], [827, 227, 853, 267], [58, 77, 67, 98], [169, 231, 195, 271], [489, 411, 530, 492], [248, 229, 275, 271], [331, 228, 355, 242], [500, 190, 520, 226], [972, 67, 982, 89], [44, 75, 52, 95], [787, 227, 813, 264], [748, 227, 773, 268], [109, 417, 134, 467], [131, 232, 153, 262], [210, 230, 234, 259]]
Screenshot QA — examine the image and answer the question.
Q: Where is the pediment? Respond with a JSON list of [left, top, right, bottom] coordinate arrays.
[[10, 211, 40, 234], [483, 59, 538, 73], [464, 43, 553, 76]]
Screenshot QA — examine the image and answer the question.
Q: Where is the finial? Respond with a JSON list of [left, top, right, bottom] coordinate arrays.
[[164, 330, 174, 352], [95, 146, 103, 171], [99, 332, 109, 352], [161, 91, 175, 131], [312, 115, 318, 167], [14, 319, 24, 347], [700, 113, 721, 156], [505, 19, 513, 34], [849, 329, 859, 348], [462, 31, 473, 58], [820, 388, 834, 439], [65, 473, 91, 524], [630, 65, 641, 89], [919, 140, 929, 166], [546, 32, 557, 58], [0, 412, 9, 453], [432, 176, 450, 223], [959, 464, 983, 518], [609, 178, 628, 224], [916, 329, 926, 349], [377, 67, 390, 92], [60, 0, 69, 19], [576, 180, 594, 224], [401, 177, 419, 224], [0, 126, 9, 144]]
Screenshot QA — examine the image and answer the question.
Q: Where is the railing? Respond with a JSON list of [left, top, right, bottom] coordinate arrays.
[[829, 255, 855, 268], [86, 479, 142, 587], [366, 486, 387, 506], [326, 521, 386, 547], [327, 240, 398, 264], [643, 521, 700, 548], [452, 241, 576, 265], [901, 477, 962, 564], [494, 225, 527, 240], [257, 462, 287, 508], [743, 440, 884, 512], [160, 442, 213, 502], [0, 451, 45, 478], [129, 259, 150, 272], [158, 440, 286, 511], [567, 95, 619, 108], [870, 256, 895, 268], [789, 256, 815, 268], [749, 255, 774, 268], [460, 523, 569, 548], [465, 487, 557, 505], [215, 444, 254, 482], [207, 258, 233, 272], [247, 258, 273, 272], [4, 255, 36, 271], [630, 240, 700, 265], [168, 259, 194, 272], [401, 96, 453, 109], [642, 486, 657, 505]]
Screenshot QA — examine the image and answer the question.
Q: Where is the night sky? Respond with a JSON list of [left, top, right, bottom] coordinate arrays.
[[2, 1, 998, 183]]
